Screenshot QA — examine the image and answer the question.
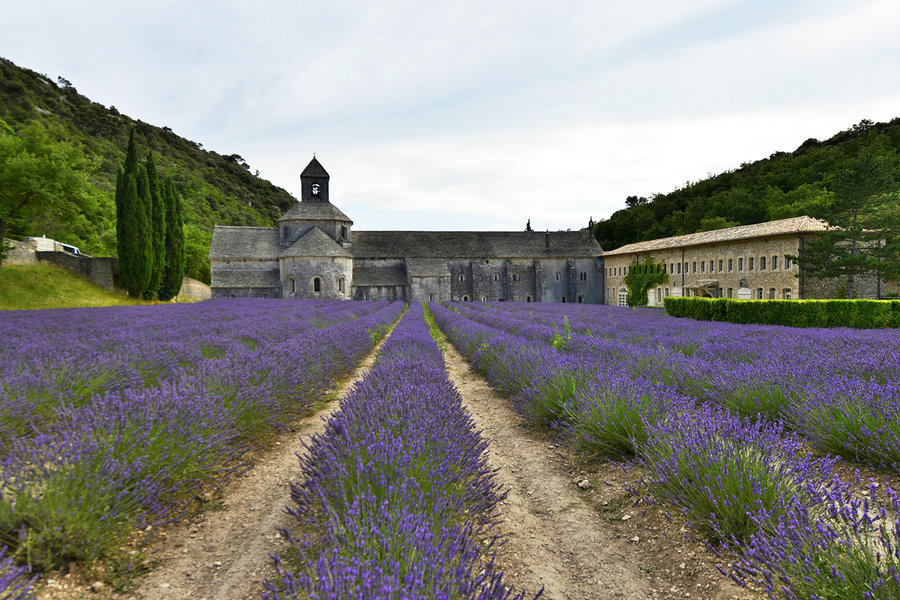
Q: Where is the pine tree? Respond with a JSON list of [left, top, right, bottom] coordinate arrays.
[[144, 152, 166, 299], [116, 130, 152, 297], [158, 178, 185, 301]]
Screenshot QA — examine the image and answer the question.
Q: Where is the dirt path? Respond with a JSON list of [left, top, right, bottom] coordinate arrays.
[[439, 338, 755, 600], [83, 340, 382, 600]]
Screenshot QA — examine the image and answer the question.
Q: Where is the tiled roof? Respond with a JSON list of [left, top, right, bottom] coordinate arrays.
[[350, 230, 601, 259], [209, 226, 279, 259], [278, 201, 352, 223], [603, 216, 828, 256], [406, 258, 452, 277], [280, 227, 352, 258], [211, 269, 281, 288], [352, 263, 408, 286]]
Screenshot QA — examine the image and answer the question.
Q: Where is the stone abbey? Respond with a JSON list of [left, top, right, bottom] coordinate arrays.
[[209, 157, 604, 303]]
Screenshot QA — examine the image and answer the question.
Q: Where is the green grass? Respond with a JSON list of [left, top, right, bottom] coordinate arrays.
[[0, 264, 148, 310]]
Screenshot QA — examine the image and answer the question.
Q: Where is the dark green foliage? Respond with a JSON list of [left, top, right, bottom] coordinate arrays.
[[594, 119, 900, 265], [664, 297, 897, 329], [116, 131, 152, 297], [623, 257, 669, 306], [144, 152, 165, 299], [0, 57, 296, 283], [158, 179, 185, 301]]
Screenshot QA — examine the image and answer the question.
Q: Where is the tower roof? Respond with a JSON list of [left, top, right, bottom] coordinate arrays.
[[300, 156, 329, 178], [278, 201, 352, 223]]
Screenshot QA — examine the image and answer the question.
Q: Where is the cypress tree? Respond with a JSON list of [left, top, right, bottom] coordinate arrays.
[[144, 152, 166, 299], [116, 130, 152, 298], [158, 178, 185, 301]]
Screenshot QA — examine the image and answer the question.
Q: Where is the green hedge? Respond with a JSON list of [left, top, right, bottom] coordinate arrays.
[[663, 297, 900, 329]]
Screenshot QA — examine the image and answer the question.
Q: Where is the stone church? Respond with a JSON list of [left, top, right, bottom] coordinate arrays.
[[209, 157, 605, 303]]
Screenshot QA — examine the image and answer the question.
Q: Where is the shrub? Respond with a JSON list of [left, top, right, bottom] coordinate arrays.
[[666, 298, 895, 328]]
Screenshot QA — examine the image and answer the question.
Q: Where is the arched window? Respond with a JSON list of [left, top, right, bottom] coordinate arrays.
[[313, 277, 321, 293], [289, 276, 295, 294], [561, 295, 567, 303], [555, 271, 561, 281], [783, 288, 792, 299], [493, 273, 499, 282], [481, 296, 487, 302], [512, 273, 520, 281], [429, 293, 434, 301], [526, 295, 532, 303], [338, 276, 345, 293], [577, 294, 584, 303], [459, 274, 464, 282], [364, 292, 369, 300]]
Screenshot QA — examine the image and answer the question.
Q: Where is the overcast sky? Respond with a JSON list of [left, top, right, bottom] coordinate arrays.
[[4, 1, 900, 231]]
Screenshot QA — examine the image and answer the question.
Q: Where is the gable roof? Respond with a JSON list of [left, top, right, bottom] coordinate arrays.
[[280, 227, 352, 258], [209, 226, 279, 260], [300, 156, 329, 178], [278, 201, 352, 223], [350, 230, 601, 259], [603, 216, 829, 256]]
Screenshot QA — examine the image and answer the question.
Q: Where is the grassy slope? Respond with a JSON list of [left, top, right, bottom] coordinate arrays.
[[0, 264, 148, 310]]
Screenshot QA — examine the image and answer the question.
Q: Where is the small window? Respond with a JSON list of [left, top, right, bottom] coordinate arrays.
[[718, 259, 723, 272], [738, 257, 744, 271], [513, 273, 520, 282], [692, 261, 697, 273], [364, 292, 369, 300], [481, 296, 487, 302], [665, 287, 669, 297], [556, 271, 561, 281], [429, 293, 434, 301], [757, 288, 763, 299], [338, 276, 345, 293], [677, 263, 681, 274], [459, 274, 464, 282], [783, 288, 792, 299], [289, 276, 295, 294], [701, 261, 705, 273], [313, 277, 321, 293], [577, 294, 584, 303], [656, 288, 661, 303], [462, 295, 469, 302], [493, 273, 499, 282], [760, 256, 767, 270], [728, 258, 733, 272], [728, 288, 733, 298], [769, 288, 776, 299], [341, 225, 348, 239], [670, 263, 674, 274], [772, 255, 778, 270], [580, 272, 587, 281], [561, 295, 567, 303], [526, 295, 532, 302], [785, 255, 792, 269], [749, 257, 755, 271]]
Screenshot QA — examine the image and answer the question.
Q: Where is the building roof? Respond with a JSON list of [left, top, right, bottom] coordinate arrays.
[[278, 201, 352, 223], [280, 227, 352, 258], [300, 156, 329, 178], [603, 216, 829, 256], [406, 258, 452, 278], [211, 269, 281, 288], [351, 230, 601, 259], [352, 263, 408, 286], [209, 226, 280, 260]]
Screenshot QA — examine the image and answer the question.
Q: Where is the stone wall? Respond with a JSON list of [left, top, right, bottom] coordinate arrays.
[[177, 277, 211, 301]]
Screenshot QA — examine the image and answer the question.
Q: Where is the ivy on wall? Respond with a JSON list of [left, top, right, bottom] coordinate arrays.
[[623, 257, 669, 306]]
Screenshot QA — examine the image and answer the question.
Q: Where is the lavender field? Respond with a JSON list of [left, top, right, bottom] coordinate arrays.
[[430, 301, 900, 599], [0, 299, 403, 596], [4, 298, 900, 599]]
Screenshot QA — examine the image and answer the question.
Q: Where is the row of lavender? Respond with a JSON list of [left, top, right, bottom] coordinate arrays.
[[263, 304, 538, 600], [454, 300, 900, 471], [0, 299, 403, 595], [430, 301, 900, 599]]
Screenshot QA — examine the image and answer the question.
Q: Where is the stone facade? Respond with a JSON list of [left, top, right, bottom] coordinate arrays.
[[602, 217, 887, 304], [209, 158, 604, 303]]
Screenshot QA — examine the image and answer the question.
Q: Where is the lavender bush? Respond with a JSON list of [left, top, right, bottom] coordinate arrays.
[[0, 547, 34, 600], [264, 304, 538, 600]]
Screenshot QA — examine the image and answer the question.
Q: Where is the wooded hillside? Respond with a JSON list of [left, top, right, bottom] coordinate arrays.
[[594, 118, 900, 251], [0, 57, 296, 283]]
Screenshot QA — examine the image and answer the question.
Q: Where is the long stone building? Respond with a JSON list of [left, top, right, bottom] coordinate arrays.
[[209, 157, 604, 303], [602, 216, 890, 305]]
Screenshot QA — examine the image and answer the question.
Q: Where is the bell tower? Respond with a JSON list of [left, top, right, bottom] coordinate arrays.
[[300, 156, 329, 204]]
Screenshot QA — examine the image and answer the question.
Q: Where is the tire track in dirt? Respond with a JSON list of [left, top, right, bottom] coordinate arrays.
[[119, 338, 390, 600]]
